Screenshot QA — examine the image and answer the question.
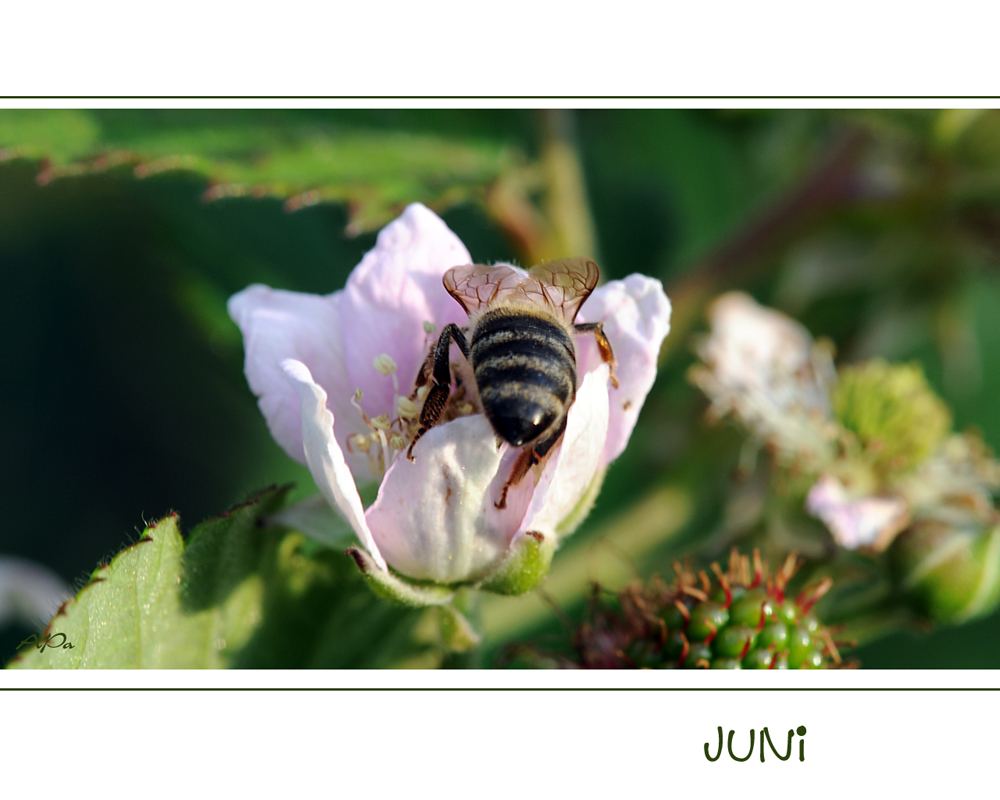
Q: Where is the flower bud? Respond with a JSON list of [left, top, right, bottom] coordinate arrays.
[[889, 519, 1000, 623]]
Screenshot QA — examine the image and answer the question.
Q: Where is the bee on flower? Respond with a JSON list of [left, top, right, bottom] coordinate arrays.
[[228, 203, 671, 605]]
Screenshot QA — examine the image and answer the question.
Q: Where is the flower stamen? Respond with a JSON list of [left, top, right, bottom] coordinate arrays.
[[373, 353, 400, 397], [375, 429, 391, 474], [350, 433, 371, 454], [397, 396, 419, 420]]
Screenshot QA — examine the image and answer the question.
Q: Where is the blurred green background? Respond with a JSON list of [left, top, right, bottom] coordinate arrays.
[[3, 108, 1000, 667]]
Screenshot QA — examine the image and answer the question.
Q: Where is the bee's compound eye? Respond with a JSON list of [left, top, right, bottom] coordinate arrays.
[[485, 398, 557, 448]]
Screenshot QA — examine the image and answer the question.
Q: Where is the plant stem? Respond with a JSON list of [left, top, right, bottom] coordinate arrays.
[[485, 109, 600, 266], [538, 109, 600, 262]]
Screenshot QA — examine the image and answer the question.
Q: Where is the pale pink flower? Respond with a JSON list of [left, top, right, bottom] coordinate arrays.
[[692, 292, 909, 551], [806, 474, 910, 551], [691, 291, 837, 469], [229, 203, 671, 599]]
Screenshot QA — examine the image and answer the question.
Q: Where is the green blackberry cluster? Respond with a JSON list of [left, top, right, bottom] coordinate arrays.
[[571, 550, 846, 669]]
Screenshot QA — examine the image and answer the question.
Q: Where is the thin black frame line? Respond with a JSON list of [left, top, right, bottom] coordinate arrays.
[[1, 96, 1000, 101], [1, 687, 999, 691]]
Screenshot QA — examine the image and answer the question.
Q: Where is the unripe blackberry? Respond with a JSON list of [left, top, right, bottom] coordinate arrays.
[[570, 549, 846, 669]]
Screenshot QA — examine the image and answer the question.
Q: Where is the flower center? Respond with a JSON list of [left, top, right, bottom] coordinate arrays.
[[345, 332, 483, 479]]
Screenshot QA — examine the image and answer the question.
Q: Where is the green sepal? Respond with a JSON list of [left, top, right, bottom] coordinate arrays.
[[478, 530, 555, 596], [346, 547, 456, 607], [437, 605, 482, 652]]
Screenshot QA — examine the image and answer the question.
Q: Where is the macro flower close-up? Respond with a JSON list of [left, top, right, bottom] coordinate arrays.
[[228, 203, 672, 600]]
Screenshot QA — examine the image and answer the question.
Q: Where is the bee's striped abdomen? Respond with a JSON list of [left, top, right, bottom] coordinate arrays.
[[470, 309, 577, 448]]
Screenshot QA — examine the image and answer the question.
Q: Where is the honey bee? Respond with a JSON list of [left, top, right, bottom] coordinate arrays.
[[407, 257, 618, 509]]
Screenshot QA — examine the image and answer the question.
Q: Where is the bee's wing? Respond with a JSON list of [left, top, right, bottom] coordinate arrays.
[[526, 257, 599, 322], [443, 263, 528, 314], [444, 258, 599, 321]]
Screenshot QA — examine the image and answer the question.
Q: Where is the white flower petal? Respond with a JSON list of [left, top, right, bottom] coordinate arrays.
[[282, 359, 388, 571], [519, 365, 611, 537], [340, 203, 471, 418], [806, 474, 910, 550], [692, 292, 837, 468], [699, 292, 834, 415], [0, 557, 71, 629], [576, 274, 672, 466], [229, 204, 473, 482], [228, 284, 366, 471], [365, 415, 533, 583]]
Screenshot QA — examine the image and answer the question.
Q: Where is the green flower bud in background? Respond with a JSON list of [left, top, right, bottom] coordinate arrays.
[[889, 520, 1000, 623], [833, 360, 952, 479]]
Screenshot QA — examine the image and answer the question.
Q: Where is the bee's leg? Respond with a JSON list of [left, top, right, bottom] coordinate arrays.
[[411, 325, 469, 398], [409, 350, 434, 399], [573, 322, 619, 388], [407, 324, 470, 461], [495, 417, 568, 509]]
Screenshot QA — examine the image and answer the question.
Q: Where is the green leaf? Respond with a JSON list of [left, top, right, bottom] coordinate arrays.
[[7, 486, 435, 669], [0, 109, 527, 234]]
